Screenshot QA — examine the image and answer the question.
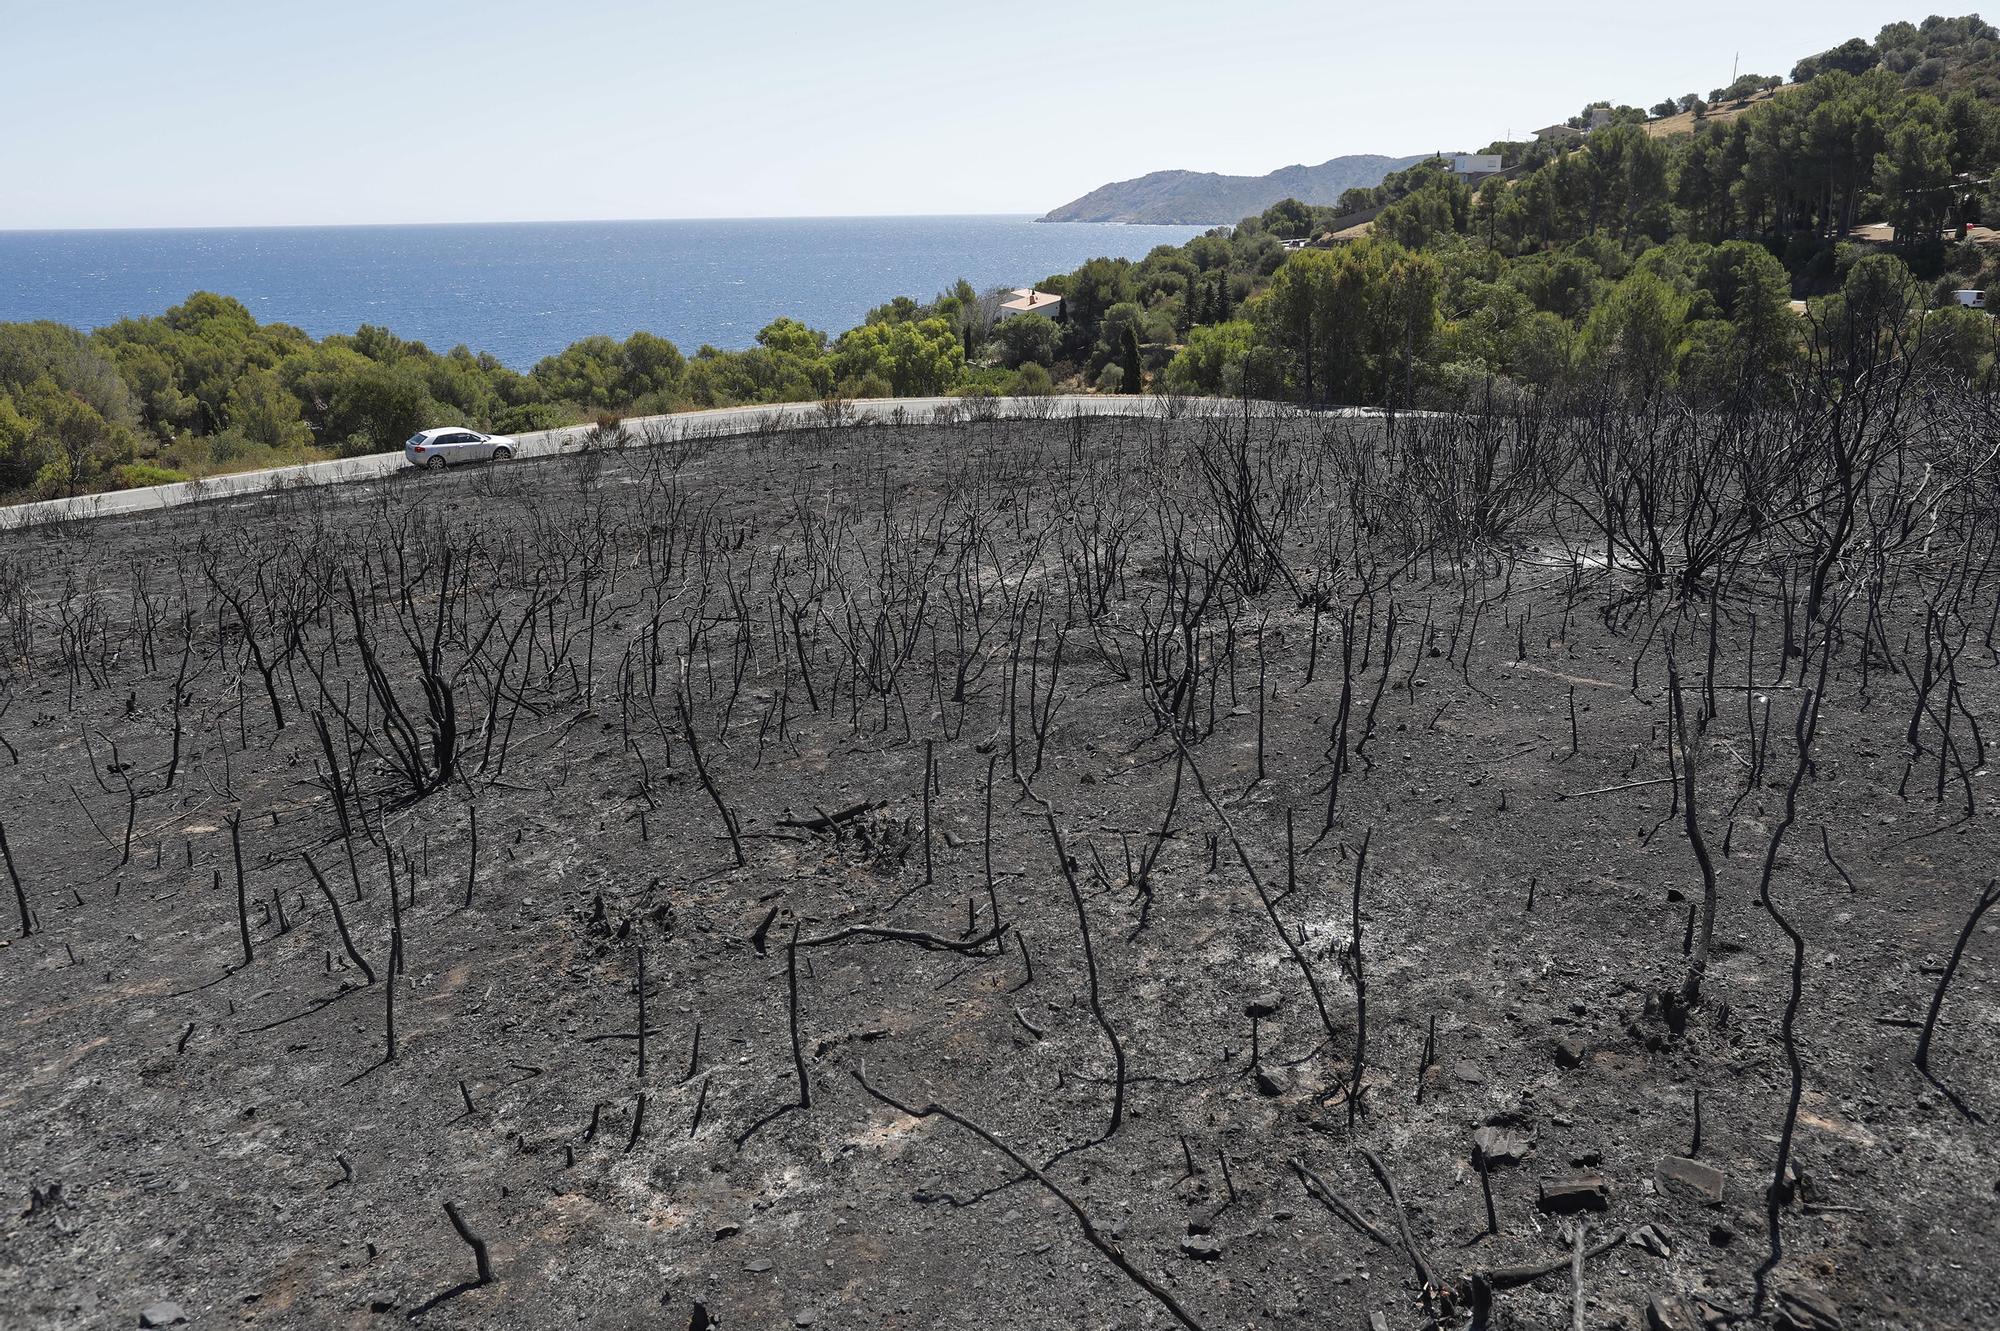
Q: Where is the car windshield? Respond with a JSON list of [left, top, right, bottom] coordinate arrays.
[[406, 433, 427, 446]]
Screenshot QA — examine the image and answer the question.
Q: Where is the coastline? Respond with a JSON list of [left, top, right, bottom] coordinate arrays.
[[0, 216, 1208, 367]]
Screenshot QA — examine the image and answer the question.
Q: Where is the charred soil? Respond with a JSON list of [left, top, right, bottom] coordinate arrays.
[[0, 411, 1994, 1331]]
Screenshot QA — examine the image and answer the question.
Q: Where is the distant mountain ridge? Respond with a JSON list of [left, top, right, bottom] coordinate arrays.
[[1040, 154, 1431, 225]]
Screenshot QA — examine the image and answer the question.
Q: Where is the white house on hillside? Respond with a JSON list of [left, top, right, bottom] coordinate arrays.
[[999, 288, 1063, 321], [1535, 108, 1611, 143]]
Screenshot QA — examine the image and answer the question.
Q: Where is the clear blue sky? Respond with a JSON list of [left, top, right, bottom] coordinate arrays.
[[0, 0, 1926, 229]]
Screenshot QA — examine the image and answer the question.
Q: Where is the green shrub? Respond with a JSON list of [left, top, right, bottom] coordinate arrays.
[[1014, 363, 1054, 396], [112, 461, 189, 488]]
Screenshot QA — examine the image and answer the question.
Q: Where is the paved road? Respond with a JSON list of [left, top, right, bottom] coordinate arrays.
[[0, 395, 1368, 530]]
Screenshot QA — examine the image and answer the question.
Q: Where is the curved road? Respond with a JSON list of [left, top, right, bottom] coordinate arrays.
[[0, 395, 1363, 530]]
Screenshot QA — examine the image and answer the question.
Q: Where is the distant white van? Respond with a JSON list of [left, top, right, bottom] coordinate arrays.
[[1952, 290, 1987, 308]]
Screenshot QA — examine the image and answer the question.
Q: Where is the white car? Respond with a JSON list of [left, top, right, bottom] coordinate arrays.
[[404, 427, 516, 469]]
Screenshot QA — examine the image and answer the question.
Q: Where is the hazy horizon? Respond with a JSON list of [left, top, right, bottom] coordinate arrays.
[[0, 1, 1932, 230], [0, 212, 1077, 236]]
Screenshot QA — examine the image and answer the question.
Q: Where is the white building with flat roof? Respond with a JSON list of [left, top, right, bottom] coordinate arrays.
[[999, 288, 1063, 320]]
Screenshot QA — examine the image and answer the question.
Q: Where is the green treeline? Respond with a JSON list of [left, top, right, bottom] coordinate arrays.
[[8, 14, 2000, 501], [0, 288, 987, 498], [1158, 14, 2000, 406]]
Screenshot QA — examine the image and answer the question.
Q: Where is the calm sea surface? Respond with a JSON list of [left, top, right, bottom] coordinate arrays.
[[0, 216, 1206, 368]]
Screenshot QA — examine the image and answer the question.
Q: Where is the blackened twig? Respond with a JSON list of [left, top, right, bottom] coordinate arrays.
[[635, 942, 649, 1081], [1348, 827, 1372, 1126], [229, 812, 253, 966], [0, 820, 29, 938], [1290, 1156, 1393, 1247], [443, 1200, 495, 1285], [922, 738, 934, 885], [785, 921, 809, 1110], [1150, 712, 1345, 1080], [303, 850, 373, 984], [1358, 1146, 1440, 1305], [384, 926, 401, 1062], [1046, 809, 1125, 1142], [854, 1065, 1207, 1331], [1474, 1226, 1632, 1289], [464, 805, 478, 908], [800, 921, 1007, 954], [1914, 877, 1999, 1122], [1752, 688, 1820, 1313]]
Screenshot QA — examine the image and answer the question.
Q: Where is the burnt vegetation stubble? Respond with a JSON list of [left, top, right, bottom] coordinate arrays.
[[0, 368, 1995, 1330]]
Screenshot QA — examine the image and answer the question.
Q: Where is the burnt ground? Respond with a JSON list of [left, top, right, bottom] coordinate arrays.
[[0, 413, 1994, 1331]]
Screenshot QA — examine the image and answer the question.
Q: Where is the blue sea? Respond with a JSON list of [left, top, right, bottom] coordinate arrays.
[[0, 216, 1207, 369]]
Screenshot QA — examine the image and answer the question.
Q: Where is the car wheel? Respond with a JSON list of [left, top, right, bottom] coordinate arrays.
[[491, 445, 512, 461], [426, 456, 447, 471]]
